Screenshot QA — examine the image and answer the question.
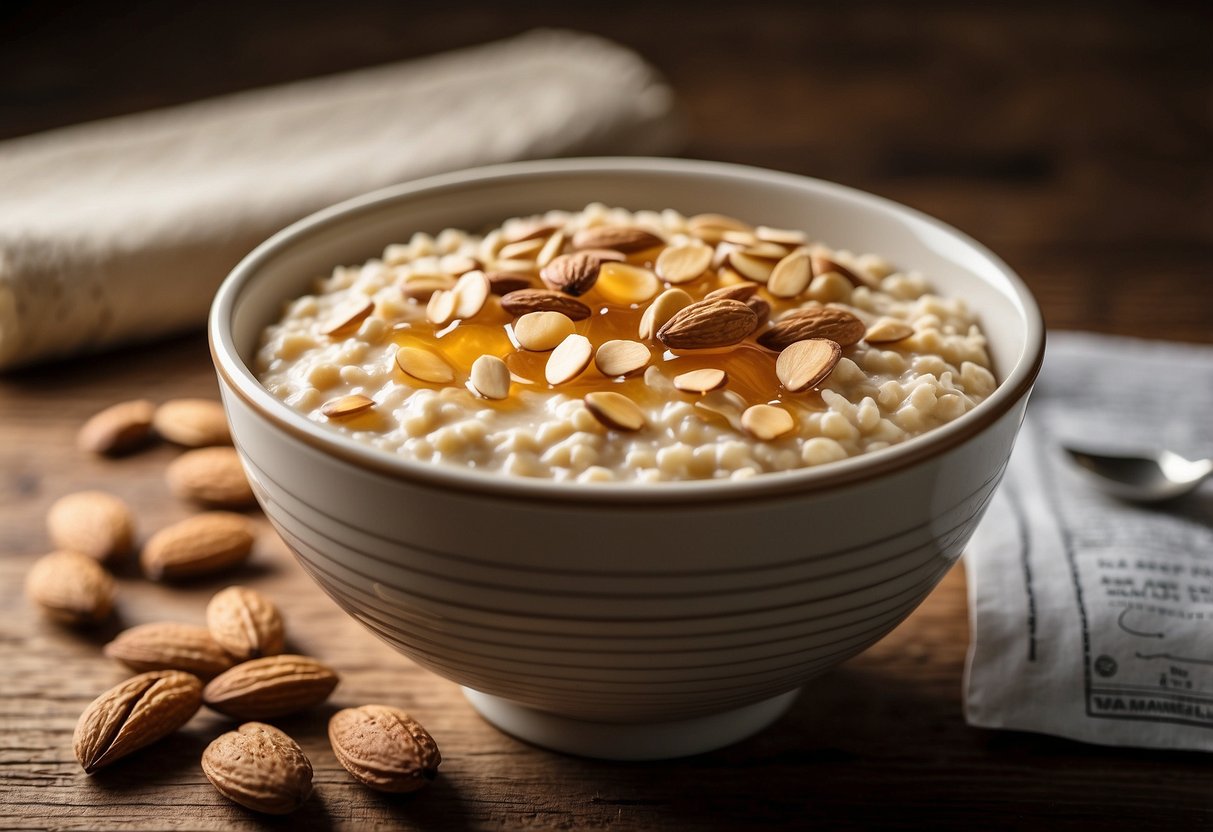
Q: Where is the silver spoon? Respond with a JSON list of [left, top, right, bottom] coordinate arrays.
[[1063, 447, 1213, 503]]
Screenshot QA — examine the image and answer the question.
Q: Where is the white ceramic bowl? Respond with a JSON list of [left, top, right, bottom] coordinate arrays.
[[210, 158, 1044, 759]]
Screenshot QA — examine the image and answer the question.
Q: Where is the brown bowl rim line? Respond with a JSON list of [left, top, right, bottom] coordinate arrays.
[[209, 158, 1045, 508]]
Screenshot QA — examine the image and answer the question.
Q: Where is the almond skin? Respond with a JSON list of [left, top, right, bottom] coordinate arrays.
[[757, 307, 866, 351], [540, 252, 602, 296], [153, 399, 232, 447], [202, 722, 313, 814], [329, 705, 441, 793], [165, 447, 256, 508], [142, 512, 255, 581], [104, 622, 236, 678], [78, 399, 156, 456], [656, 299, 758, 349], [46, 491, 135, 563], [203, 655, 339, 720], [25, 551, 115, 625], [73, 670, 202, 773], [485, 271, 534, 295], [206, 586, 286, 662]]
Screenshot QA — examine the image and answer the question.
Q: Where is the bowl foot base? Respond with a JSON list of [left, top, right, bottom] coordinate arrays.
[[462, 687, 800, 761]]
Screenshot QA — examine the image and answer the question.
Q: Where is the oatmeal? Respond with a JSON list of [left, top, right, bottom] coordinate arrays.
[[255, 206, 996, 483]]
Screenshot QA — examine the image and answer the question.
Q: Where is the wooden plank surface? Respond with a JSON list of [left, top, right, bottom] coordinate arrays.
[[2, 2, 1211, 829]]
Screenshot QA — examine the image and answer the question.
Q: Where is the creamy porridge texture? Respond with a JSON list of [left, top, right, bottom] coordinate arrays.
[[256, 206, 996, 482]]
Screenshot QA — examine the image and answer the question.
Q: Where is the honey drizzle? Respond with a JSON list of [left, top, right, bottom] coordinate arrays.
[[387, 249, 830, 415]]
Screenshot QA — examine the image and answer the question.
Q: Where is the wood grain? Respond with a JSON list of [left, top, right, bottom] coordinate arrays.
[[2, 1, 1211, 829]]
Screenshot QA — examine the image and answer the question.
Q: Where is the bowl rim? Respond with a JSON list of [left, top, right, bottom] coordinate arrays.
[[210, 157, 1045, 506]]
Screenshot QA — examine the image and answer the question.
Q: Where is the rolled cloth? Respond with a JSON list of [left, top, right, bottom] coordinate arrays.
[[0, 30, 681, 369]]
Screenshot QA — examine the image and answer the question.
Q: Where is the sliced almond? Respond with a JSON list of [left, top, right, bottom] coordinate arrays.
[[741, 404, 796, 440], [469, 355, 511, 400], [766, 250, 814, 298], [812, 254, 878, 289], [721, 229, 759, 247], [503, 221, 562, 244], [453, 270, 490, 319], [673, 368, 728, 393], [500, 289, 591, 320], [492, 258, 540, 273], [596, 263, 659, 305], [439, 254, 480, 276], [741, 241, 790, 260], [687, 213, 753, 243], [401, 277, 454, 302], [594, 340, 651, 377], [486, 272, 534, 295], [541, 252, 602, 296], [497, 237, 546, 261], [864, 319, 915, 344], [655, 243, 713, 284], [583, 392, 646, 432], [575, 248, 627, 263], [571, 226, 663, 253], [758, 307, 866, 351], [776, 339, 843, 393], [727, 251, 775, 283], [544, 334, 593, 385], [755, 226, 808, 246], [425, 289, 458, 327], [513, 311, 576, 351], [321, 395, 374, 419], [535, 230, 566, 268], [705, 283, 759, 302], [656, 299, 759, 350], [638, 288, 693, 340], [395, 347, 455, 384], [322, 296, 374, 337]]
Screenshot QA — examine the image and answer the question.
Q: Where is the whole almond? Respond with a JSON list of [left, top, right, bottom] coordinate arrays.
[[747, 296, 772, 325], [166, 447, 256, 509], [500, 289, 591, 321], [540, 252, 602, 296], [656, 299, 758, 350], [26, 551, 115, 625], [207, 586, 286, 661], [104, 622, 235, 677], [776, 339, 843, 393], [757, 307, 866, 351], [46, 491, 134, 563], [153, 399, 232, 447], [73, 670, 202, 773], [78, 399, 156, 456], [203, 722, 313, 814], [571, 226, 663, 253], [203, 655, 339, 719], [486, 271, 534, 295], [329, 705, 441, 793], [705, 283, 759, 302], [142, 513, 255, 581]]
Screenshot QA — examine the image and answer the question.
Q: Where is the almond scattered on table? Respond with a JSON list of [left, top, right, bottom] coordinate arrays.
[[142, 512, 255, 581], [46, 491, 134, 563], [202, 722, 313, 815], [166, 447, 256, 508], [78, 399, 156, 456], [153, 399, 232, 447], [104, 622, 236, 677], [329, 705, 441, 794], [206, 586, 286, 661], [74, 670, 202, 773], [202, 654, 339, 720], [25, 550, 115, 625]]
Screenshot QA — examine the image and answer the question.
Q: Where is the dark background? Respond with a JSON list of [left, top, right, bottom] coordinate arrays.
[[3, 1, 1210, 342]]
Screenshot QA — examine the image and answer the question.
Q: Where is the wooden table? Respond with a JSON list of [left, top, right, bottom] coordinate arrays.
[[2, 2, 1210, 829]]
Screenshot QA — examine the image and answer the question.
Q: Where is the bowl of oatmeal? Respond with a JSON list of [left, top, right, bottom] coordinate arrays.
[[210, 158, 1044, 759]]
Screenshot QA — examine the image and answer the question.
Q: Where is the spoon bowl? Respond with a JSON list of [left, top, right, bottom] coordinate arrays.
[[1064, 447, 1213, 503]]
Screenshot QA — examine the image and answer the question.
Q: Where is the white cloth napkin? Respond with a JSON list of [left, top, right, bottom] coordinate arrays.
[[0, 29, 680, 369], [965, 332, 1213, 751]]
